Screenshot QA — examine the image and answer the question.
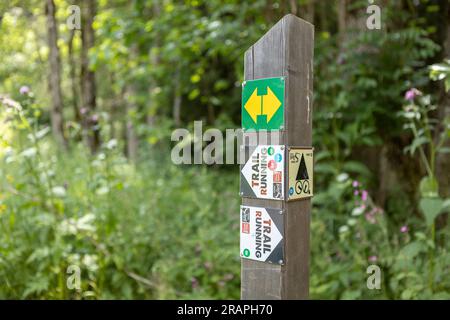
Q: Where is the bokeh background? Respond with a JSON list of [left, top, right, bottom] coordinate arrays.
[[0, 0, 449, 299]]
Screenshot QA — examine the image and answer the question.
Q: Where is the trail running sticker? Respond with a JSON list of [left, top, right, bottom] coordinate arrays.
[[288, 147, 313, 200], [240, 205, 284, 264], [240, 145, 285, 200]]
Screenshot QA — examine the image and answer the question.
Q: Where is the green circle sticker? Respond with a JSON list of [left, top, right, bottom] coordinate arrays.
[[243, 249, 250, 257], [268, 147, 274, 155]]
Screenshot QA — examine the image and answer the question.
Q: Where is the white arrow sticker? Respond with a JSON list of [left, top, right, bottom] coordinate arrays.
[[240, 145, 284, 200], [240, 205, 284, 264]]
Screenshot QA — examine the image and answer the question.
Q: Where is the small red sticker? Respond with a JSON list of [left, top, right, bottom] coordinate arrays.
[[268, 160, 277, 171], [273, 171, 282, 183]]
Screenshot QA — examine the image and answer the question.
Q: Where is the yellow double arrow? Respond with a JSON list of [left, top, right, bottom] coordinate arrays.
[[244, 87, 281, 124]]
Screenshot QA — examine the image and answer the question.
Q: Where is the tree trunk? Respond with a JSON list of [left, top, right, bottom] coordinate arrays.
[[125, 90, 138, 162], [289, 0, 298, 15], [108, 72, 118, 141], [81, 0, 100, 153], [147, 0, 161, 127], [305, 0, 315, 24], [173, 67, 182, 127], [125, 45, 139, 162], [45, 0, 67, 148], [318, 0, 328, 32], [337, 0, 346, 44], [68, 28, 81, 123]]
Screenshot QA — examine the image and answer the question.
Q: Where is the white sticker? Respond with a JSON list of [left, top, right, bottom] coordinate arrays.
[[240, 205, 284, 264], [240, 145, 284, 200]]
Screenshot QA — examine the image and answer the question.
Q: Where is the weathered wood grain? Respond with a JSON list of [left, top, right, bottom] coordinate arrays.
[[241, 14, 314, 300]]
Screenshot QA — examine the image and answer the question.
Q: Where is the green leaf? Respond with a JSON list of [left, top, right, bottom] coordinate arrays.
[[35, 126, 51, 140], [431, 292, 450, 300], [419, 197, 444, 226], [22, 277, 50, 299], [441, 199, 450, 212], [336, 173, 349, 182], [409, 136, 428, 155], [341, 290, 362, 300], [437, 147, 450, 154], [52, 186, 66, 198], [401, 289, 413, 300], [314, 163, 337, 175], [419, 176, 438, 197], [351, 207, 364, 216], [20, 147, 37, 158], [188, 89, 200, 100], [399, 242, 425, 260], [342, 161, 371, 177]]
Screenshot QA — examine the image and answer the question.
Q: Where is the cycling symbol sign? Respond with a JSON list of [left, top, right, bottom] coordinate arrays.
[[288, 148, 313, 201]]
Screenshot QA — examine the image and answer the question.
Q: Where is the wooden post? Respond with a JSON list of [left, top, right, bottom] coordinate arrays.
[[241, 14, 314, 300]]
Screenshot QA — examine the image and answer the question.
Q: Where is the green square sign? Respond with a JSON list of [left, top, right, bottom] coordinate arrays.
[[241, 77, 285, 131]]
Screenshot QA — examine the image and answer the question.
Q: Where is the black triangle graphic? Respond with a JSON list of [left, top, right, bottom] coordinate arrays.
[[296, 154, 309, 181]]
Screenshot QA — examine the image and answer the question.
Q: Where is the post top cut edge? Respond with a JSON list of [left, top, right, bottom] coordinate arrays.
[[244, 14, 313, 59]]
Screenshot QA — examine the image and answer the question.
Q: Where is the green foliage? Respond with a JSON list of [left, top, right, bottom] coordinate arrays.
[[399, 84, 450, 228], [430, 59, 450, 92], [0, 95, 239, 299], [0, 113, 240, 298], [1, 0, 449, 300], [311, 173, 450, 299], [419, 198, 444, 227], [90, 0, 273, 132], [3, 93, 448, 299]]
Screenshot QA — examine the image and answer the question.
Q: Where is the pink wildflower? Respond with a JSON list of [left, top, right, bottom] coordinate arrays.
[[361, 190, 368, 202], [204, 262, 213, 271], [19, 86, 30, 95], [365, 212, 376, 224], [191, 277, 199, 289], [404, 88, 422, 101]]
